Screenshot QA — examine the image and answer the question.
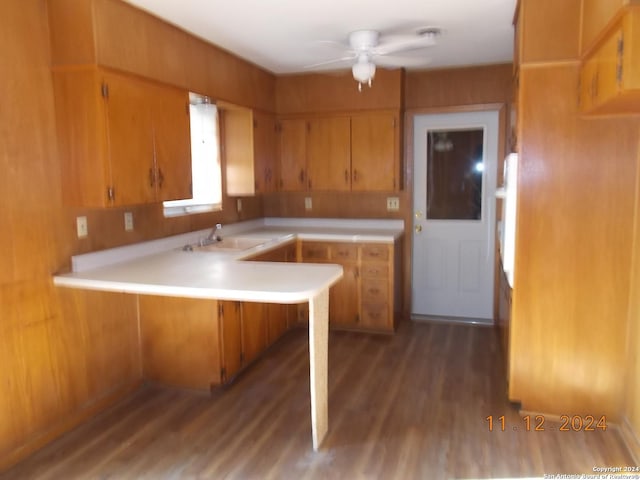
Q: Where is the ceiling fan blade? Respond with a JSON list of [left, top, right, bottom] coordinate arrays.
[[303, 55, 356, 69], [374, 33, 438, 56], [373, 55, 431, 68]]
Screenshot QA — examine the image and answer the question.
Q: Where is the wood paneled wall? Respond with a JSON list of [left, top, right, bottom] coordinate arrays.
[[276, 69, 403, 114], [0, 0, 272, 471], [511, 2, 640, 457], [48, 0, 276, 111], [404, 64, 513, 109], [624, 130, 640, 462]]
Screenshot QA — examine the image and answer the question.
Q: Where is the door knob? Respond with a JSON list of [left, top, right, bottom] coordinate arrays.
[[415, 225, 423, 233]]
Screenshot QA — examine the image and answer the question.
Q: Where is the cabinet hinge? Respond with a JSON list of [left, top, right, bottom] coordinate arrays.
[[218, 303, 224, 316], [616, 35, 624, 86], [101, 83, 109, 99], [107, 186, 114, 201]]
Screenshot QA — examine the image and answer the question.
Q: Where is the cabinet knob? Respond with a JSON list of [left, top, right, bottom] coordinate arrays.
[[158, 168, 164, 188]]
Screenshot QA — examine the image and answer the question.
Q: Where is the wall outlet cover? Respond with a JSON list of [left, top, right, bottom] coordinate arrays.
[[76, 216, 88, 238], [387, 197, 400, 211], [124, 212, 134, 231]]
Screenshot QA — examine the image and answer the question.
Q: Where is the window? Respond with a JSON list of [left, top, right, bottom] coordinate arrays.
[[163, 93, 222, 217]]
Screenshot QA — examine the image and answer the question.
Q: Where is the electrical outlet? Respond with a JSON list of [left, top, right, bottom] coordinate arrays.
[[304, 197, 312, 210], [387, 196, 400, 211], [237, 198, 243, 212], [124, 212, 134, 231], [76, 216, 88, 238]]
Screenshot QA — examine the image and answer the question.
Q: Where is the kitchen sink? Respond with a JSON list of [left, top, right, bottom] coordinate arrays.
[[185, 237, 267, 252]]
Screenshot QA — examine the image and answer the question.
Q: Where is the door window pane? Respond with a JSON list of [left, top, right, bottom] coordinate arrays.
[[426, 128, 484, 220]]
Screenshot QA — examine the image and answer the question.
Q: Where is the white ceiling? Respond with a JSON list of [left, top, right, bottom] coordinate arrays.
[[125, 0, 517, 74]]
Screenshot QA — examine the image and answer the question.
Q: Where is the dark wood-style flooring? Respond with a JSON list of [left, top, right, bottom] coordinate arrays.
[[1, 321, 633, 479]]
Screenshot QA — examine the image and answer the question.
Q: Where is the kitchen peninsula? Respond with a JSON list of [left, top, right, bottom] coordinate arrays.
[[53, 218, 403, 451]]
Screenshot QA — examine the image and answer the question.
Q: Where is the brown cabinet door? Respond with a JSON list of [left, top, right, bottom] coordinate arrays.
[[351, 112, 398, 191], [152, 84, 192, 202], [138, 296, 222, 390], [267, 303, 288, 344], [220, 301, 242, 382], [253, 111, 278, 193], [278, 118, 307, 191], [329, 263, 360, 327], [306, 116, 351, 191], [241, 302, 268, 365], [581, 0, 627, 54], [103, 72, 155, 206]]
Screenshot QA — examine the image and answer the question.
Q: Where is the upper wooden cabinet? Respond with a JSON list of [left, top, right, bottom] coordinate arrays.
[[581, 0, 636, 54], [52, 68, 192, 207], [579, 6, 640, 114], [351, 112, 399, 191], [306, 117, 352, 191], [253, 111, 278, 194], [278, 118, 308, 191], [223, 106, 278, 196], [277, 111, 400, 192]]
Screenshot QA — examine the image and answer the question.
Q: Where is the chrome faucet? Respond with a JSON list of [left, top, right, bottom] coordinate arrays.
[[206, 223, 223, 243]]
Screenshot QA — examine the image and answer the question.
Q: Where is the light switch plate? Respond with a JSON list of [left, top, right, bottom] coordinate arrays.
[[76, 216, 88, 238], [124, 212, 134, 231], [305, 197, 312, 210], [387, 196, 400, 211]]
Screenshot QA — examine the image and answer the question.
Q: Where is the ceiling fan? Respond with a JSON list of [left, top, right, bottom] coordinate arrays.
[[307, 27, 441, 91]]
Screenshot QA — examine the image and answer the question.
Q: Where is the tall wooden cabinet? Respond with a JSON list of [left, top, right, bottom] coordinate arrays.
[[510, 0, 640, 426], [52, 69, 192, 207]]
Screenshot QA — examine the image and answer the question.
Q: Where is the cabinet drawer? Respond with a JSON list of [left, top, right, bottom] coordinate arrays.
[[361, 278, 389, 302], [360, 263, 389, 278], [361, 244, 389, 262], [330, 243, 358, 262], [361, 303, 390, 329], [301, 242, 329, 261]]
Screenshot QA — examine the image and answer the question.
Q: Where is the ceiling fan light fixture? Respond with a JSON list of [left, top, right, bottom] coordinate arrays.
[[352, 59, 376, 90]]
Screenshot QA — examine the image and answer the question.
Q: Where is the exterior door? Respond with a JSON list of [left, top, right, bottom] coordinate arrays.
[[411, 110, 498, 322]]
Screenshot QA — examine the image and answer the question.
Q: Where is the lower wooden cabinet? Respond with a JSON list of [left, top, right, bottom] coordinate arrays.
[[299, 240, 399, 333], [138, 296, 236, 390], [138, 242, 297, 391]]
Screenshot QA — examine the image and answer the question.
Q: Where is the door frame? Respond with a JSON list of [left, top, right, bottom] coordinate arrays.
[[401, 104, 507, 323]]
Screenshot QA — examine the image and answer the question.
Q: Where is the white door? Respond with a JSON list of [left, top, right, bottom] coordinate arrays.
[[411, 110, 498, 322]]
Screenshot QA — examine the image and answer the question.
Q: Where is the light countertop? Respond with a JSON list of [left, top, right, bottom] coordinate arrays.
[[53, 217, 404, 303]]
